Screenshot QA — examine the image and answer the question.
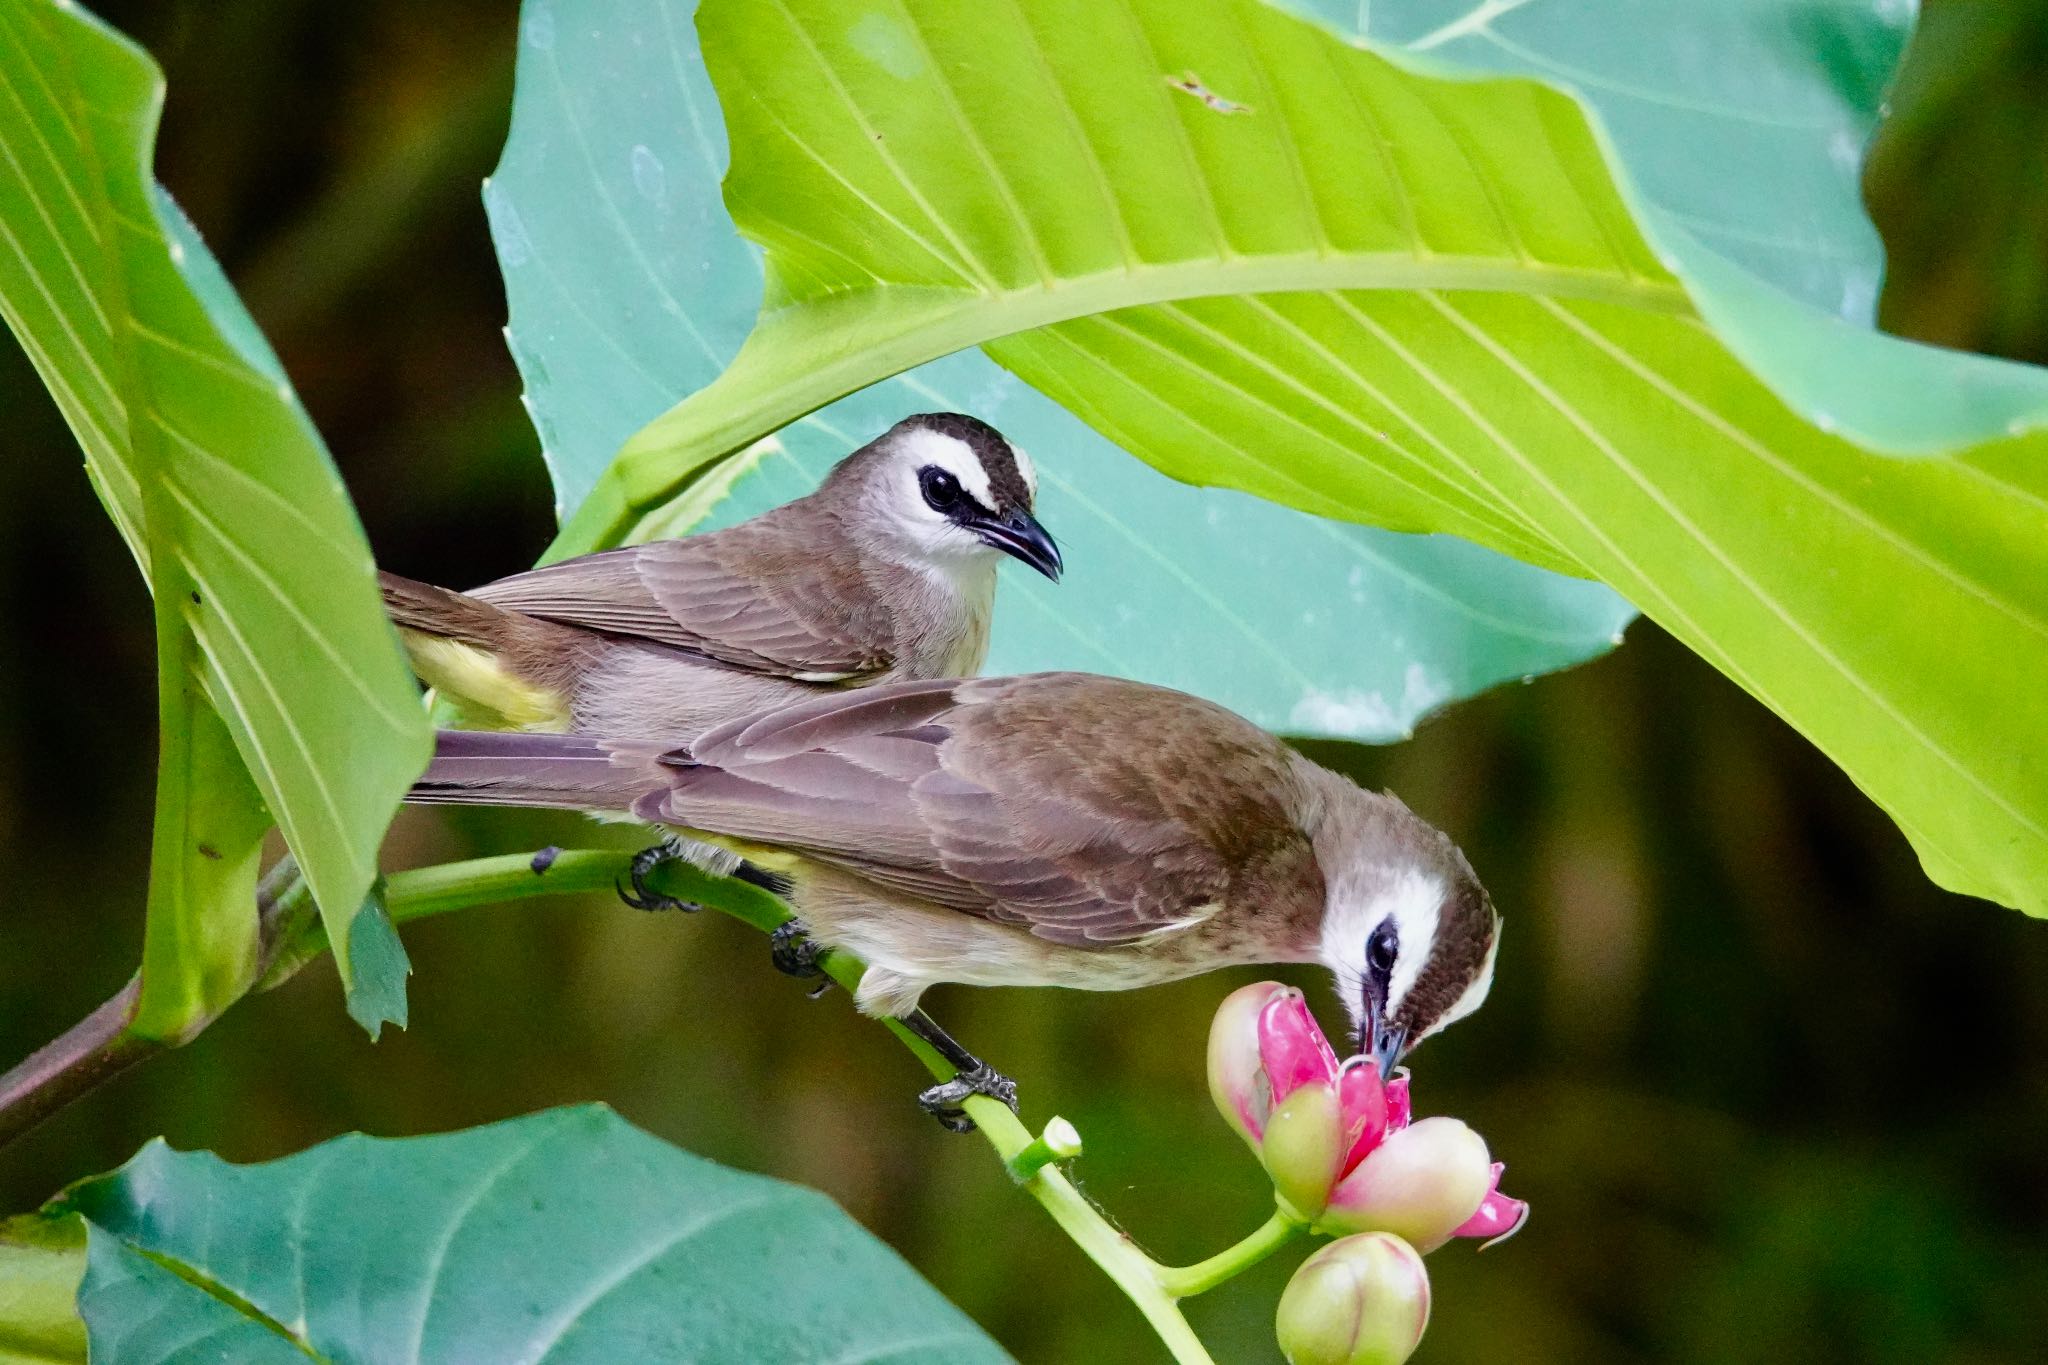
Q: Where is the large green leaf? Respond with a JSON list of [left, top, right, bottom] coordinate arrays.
[[0, 0, 431, 1006], [551, 0, 2047, 915], [489, 0, 1632, 740], [0, 1214, 86, 1365], [57, 1106, 1008, 1364], [1293, 0, 2046, 454]]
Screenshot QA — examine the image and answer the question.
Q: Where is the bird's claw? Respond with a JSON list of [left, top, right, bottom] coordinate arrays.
[[769, 919, 833, 995], [916, 1064, 1019, 1133], [615, 839, 701, 913]]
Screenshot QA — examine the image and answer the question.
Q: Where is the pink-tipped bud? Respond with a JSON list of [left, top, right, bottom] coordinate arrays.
[[1257, 989, 1341, 1103], [1450, 1162, 1529, 1249], [1260, 1080, 1346, 1219], [1321, 1117, 1492, 1252], [1208, 981, 1292, 1148], [1275, 1233, 1431, 1365]]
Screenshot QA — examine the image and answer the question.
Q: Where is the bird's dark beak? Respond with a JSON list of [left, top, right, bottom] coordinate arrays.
[[1359, 978, 1406, 1083], [970, 507, 1062, 581], [1369, 1015, 1408, 1085]]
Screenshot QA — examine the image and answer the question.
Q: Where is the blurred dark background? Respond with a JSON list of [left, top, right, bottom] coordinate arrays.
[[3, 2, 2046, 1361]]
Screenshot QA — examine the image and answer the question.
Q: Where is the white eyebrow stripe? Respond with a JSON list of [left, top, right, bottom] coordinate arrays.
[[1382, 867, 1443, 1021], [1011, 444, 1038, 500], [896, 427, 993, 509]]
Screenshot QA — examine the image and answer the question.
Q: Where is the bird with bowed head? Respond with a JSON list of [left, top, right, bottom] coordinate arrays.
[[409, 673, 1504, 1127]]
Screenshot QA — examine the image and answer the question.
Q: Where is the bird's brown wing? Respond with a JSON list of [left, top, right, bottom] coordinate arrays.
[[662, 674, 1321, 946], [470, 518, 894, 682]]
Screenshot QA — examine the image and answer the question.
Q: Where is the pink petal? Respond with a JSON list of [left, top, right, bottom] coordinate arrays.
[[1321, 1117, 1493, 1252], [1336, 1058, 1391, 1174], [1257, 990, 1340, 1102], [1383, 1071, 1413, 1132], [1451, 1162, 1529, 1250]]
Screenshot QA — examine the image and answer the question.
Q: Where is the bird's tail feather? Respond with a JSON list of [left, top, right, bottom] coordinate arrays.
[[380, 572, 580, 730], [378, 570, 518, 646], [409, 729, 668, 813]]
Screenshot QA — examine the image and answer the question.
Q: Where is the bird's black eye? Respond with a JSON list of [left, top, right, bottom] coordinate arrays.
[[919, 465, 962, 512], [1367, 921, 1398, 977]]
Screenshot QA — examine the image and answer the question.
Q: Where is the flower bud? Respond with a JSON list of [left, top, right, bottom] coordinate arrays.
[[1208, 981, 1291, 1148], [1275, 1233, 1430, 1365], [1321, 1117, 1492, 1252], [1260, 1080, 1345, 1219]]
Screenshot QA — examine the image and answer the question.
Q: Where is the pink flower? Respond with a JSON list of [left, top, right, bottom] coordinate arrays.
[[1208, 981, 1526, 1248], [1207, 983, 1390, 1218]]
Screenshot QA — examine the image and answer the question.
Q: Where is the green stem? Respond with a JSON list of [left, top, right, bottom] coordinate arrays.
[[960, 1100, 1215, 1364], [261, 849, 762, 984], [388, 849, 639, 925], [1006, 1117, 1082, 1182], [1156, 1209, 1304, 1299]]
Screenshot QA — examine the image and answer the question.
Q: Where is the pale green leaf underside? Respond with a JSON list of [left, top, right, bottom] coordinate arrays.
[[0, 0, 431, 993], [576, 0, 2047, 914], [0, 1215, 88, 1365], [492, 0, 1632, 740], [63, 1107, 1009, 1364]]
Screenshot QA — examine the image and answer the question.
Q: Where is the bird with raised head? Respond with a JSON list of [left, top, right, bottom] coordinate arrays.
[[379, 411, 1060, 903], [410, 672, 1501, 1129], [381, 411, 1060, 743]]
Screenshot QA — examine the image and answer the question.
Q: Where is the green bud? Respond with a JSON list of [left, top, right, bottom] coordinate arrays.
[[1275, 1233, 1431, 1365], [1260, 1080, 1345, 1220]]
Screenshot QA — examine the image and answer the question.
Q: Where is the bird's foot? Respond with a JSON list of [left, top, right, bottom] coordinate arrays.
[[615, 838, 702, 913], [768, 919, 835, 997], [916, 1064, 1020, 1134]]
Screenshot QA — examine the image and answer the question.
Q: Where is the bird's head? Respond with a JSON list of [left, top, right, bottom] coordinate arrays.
[[836, 412, 1062, 581], [1315, 798, 1501, 1082]]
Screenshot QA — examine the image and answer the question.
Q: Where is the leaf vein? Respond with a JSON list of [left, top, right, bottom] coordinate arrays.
[[153, 421, 420, 731], [762, 0, 998, 290], [1541, 298, 2048, 641], [1429, 293, 2045, 838]]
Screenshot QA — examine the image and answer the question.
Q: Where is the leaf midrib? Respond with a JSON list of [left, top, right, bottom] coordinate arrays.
[[610, 249, 1692, 507], [128, 1242, 326, 1360]]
